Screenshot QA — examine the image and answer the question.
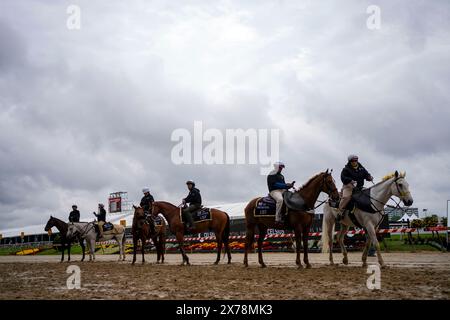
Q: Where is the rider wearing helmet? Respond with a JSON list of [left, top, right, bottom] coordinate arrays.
[[338, 154, 373, 220], [93, 203, 107, 238], [140, 187, 156, 234], [267, 161, 295, 224], [69, 205, 80, 223], [182, 180, 202, 231]]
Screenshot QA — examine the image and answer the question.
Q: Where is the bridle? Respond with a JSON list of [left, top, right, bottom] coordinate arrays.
[[311, 173, 339, 210]]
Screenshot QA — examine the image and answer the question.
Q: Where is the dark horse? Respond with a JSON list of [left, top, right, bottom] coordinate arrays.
[[152, 201, 231, 265], [131, 206, 167, 265], [44, 216, 86, 262], [244, 170, 339, 268]]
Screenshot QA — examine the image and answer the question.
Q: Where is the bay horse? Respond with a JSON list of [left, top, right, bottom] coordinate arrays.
[[321, 171, 413, 268], [44, 216, 86, 262], [151, 201, 231, 265], [131, 206, 167, 265], [244, 170, 340, 268], [66, 221, 126, 261]]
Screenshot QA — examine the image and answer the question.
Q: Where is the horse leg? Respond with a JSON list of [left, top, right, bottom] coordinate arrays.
[[91, 239, 96, 261], [361, 237, 372, 268], [257, 226, 267, 268], [294, 226, 302, 268], [214, 231, 222, 265], [158, 234, 165, 264], [366, 226, 386, 268], [224, 237, 231, 265], [132, 235, 137, 265], [339, 225, 349, 265], [141, 236, 146, 264], [177, 232, 189, 265], [244, 226, 255, 268], [67, 242, 71, 262], [302, 225, 311, 269], [60, 242, 65, 262], [80, 238, 85, 262]]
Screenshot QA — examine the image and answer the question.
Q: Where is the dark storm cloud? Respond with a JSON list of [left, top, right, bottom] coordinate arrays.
[[0, 0, 449, 230]]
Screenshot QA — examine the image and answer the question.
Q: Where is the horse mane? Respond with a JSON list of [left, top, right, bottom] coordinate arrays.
[[381, 171, 405, 181], [155, 201, 178, 209], [298, 172, 325, 191]]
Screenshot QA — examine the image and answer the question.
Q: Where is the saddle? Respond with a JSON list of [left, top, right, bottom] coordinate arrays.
[[346, 188, 377, 214], [282, 191, 308, 211]]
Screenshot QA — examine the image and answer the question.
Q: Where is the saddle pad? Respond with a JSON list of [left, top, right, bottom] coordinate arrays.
[[103, 222, 114, 232], [179, 207, 212, 223], [254, 196, 276, 216], [193, 208, 212, 222], [154, 216, 164, 226]]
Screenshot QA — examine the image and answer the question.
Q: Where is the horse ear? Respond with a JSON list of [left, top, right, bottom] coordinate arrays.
[[395, 170, 399, 178], [132, 205, 137, 209], [330, 169, 333, 173], [325, 168, 329, 174]]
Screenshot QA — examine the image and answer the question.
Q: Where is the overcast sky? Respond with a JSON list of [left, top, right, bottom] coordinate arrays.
[[1, 0, 449, 230]]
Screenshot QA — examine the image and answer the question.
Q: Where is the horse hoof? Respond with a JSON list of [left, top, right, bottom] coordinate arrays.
[[306, 264, 312, 269], [297, 264, 303, 269], [342, 259, 349, 265], [380, 264, 388, 269], [214, 261, 219, 265], [260, 264, 267, 268], [362, 263, 367, 268]]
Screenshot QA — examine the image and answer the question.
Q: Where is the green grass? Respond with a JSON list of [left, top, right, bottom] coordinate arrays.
[[382, 239, 440, 252]]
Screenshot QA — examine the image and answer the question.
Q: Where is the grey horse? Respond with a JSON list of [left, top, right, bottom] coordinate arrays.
[[67, 222, 126, 261]]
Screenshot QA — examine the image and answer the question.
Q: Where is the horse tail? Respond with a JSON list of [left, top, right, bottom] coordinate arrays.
[[321, 203, 335, 253], [222, 212, 231, 257]]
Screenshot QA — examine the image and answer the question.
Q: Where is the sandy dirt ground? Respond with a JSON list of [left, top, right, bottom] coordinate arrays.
[[0, 252, 449, 300]]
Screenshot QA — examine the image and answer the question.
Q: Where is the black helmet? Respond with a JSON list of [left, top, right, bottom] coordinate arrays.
[[186, 180, 195, 186], [72, 204, 77, 208]]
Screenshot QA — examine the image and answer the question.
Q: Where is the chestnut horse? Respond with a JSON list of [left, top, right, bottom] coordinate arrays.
[[152, 201, 231, 265], [131, 206, 167, 265], [244, 170, 340, 268]]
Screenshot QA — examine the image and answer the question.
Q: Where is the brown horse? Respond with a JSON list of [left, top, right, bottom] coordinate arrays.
[[152, 201, 231, 265], [244, 170, 340, 268], [131, 206, 167, 265]]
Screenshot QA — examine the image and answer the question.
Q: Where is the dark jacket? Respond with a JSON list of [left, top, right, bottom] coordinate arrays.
[[267, 173, 289, 192], [69, 210, 80, 223], [184, 187, 202, 205], [140, 193, 155, 212], [95, 208, 106, 222], [341, 162, 372, 190]]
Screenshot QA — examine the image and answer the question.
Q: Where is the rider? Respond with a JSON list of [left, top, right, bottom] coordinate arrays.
[[140, 187, 156, 234], [182, 180, 202, 231], [68, 205, 80, 223], [267, 161, 295, 224], [338, 154, 374, 220], [93, 203, 107, 238]]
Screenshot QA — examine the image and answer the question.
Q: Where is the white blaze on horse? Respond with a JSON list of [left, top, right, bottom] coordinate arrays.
[[66, 222, 127, 262], [321, 171, 413, 268]]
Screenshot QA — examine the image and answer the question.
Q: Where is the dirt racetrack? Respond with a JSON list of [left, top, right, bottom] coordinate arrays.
[[1, 252, 449, 300]]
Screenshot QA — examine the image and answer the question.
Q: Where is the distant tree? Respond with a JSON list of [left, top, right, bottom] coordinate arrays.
[[411, 219, 424, 238], [423, 215, 439, 228], [441, 217, 448, 227]]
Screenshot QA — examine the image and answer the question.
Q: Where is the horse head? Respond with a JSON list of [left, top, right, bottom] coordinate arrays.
[[44, 215, 54, 232], [321, 170, 340, 201], [390, 171, 413, 206]]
